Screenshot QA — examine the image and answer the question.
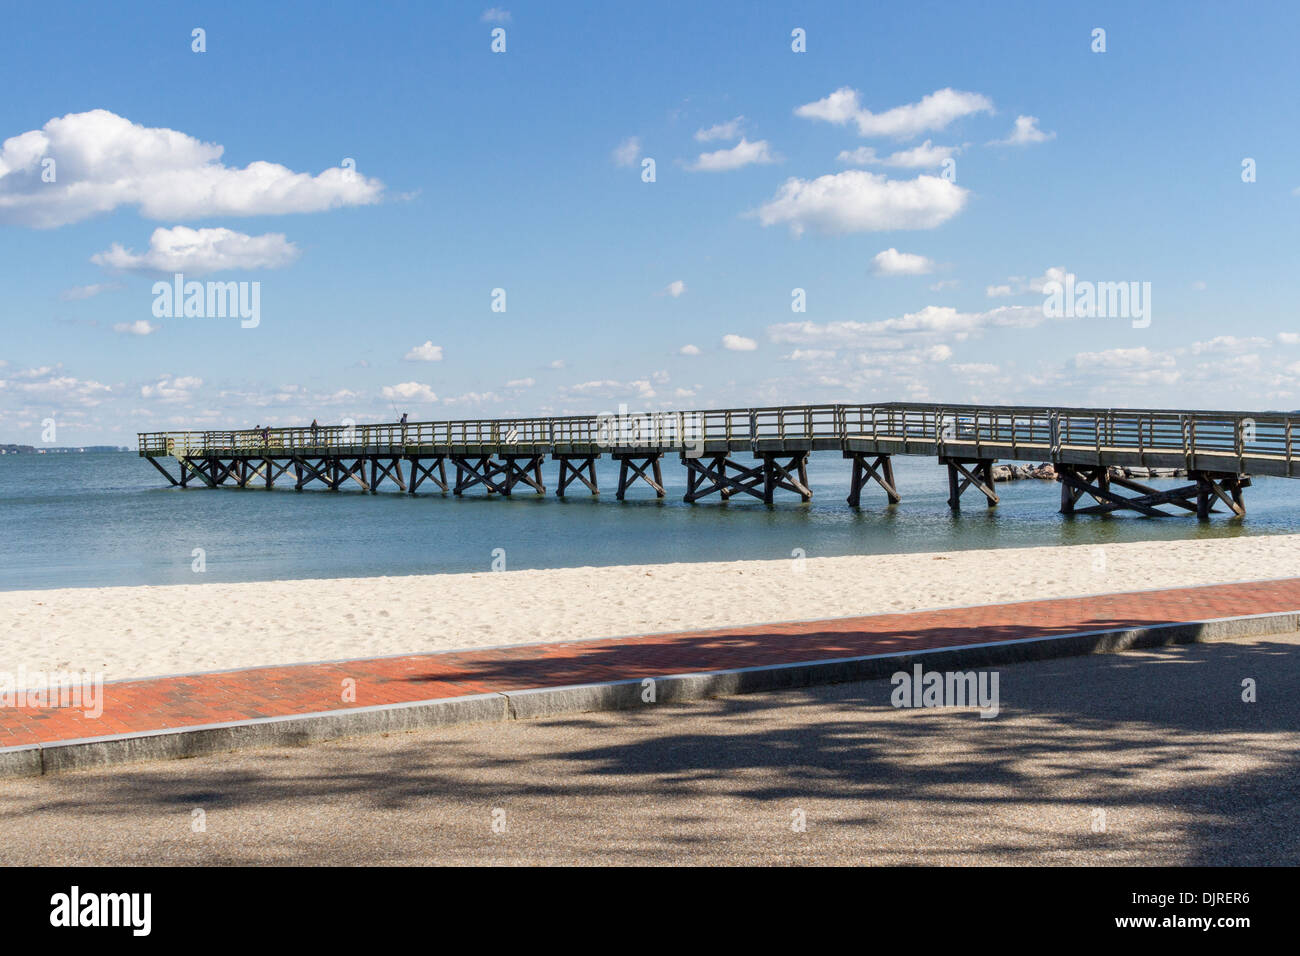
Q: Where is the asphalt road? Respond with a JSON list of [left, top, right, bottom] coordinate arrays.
[[2, 633, 1298, 865]]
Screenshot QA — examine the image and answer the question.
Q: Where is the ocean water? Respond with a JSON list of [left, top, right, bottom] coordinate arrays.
[[2, 451, 1297, 592]]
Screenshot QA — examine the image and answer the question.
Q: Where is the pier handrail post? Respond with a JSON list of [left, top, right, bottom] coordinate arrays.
[[1178, 413, 1190, 471], [1235, 414, 1245, 473], [1288, 418, 1295, 477]]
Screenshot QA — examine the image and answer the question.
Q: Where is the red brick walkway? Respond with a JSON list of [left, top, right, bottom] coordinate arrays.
[[4, 578, 1299, 749]]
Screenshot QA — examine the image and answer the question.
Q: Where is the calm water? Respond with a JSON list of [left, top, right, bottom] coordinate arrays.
[[2, 451, 1297, 592]]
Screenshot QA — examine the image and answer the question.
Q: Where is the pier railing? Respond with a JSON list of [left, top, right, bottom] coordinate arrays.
[[139, 402, 1299, 475]]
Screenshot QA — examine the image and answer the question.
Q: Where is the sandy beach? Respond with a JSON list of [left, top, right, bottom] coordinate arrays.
[[4, 534, 1300, 684]]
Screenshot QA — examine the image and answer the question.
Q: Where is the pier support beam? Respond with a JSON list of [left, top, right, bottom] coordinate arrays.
[[1056, 464, 1248, 518], [554, 454, 599, 497], [451, 456, 509, 496], [845, 452, 899, 506], [293, 457, 324, 491], [760, 452, 812, 504], [335, 458, 369, 492], [612, 452, 665, 501], [210, 458, 237, 487], [206, 458, 227, 487], [148, 457, 180, 486], [408, 456, 447, 494], [290, 456, 358, 491], [1194, 471, 1249, 520], [942, 457, 998, 511], [369, 457, 407, 493], [681, 452, 811, 504], [682, 454, 751, 502], [499, 455, 546, 496], [263, 458, 295, 490]]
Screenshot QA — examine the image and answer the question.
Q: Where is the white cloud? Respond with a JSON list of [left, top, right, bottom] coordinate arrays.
[[722, 334, 757, 351], [113, 320, 157, 336], [990, 115, 1055, 146], [91, 226, 300, 275], [871, 248, 935, 276], [695, 117, 744, 142], [1074, 347, 1174, 370], [836, 147, 880, 166], [989, 266, 1072, 295], [664, 279, 686, 297], [3, 367, 113, 407], [856, 343, 953, 367], [561, 379, 657, 400], [755, 170, 968, 237], [505, 377, 535, 388], [1189, 335, 1268, 354], [796, 87, 993, 139], [769, 304, 1046, 345], [1031, 266, 1074, 293], [481, 8, 511, 22], [0, 109, 383, 228], [612, 137, 641, 167], [688, 138, 776, 172], [548, 359, 566, 369], [838, 140, 959, 169], [382, 382, 438, 403], [679, 344, 701, 355], [1068, 347, 1181, 386], [13, 365, 57, 379], [442, 390, 503, 406], [930, 278, 960, 291], [60, 282, 122, 301], [1191, 280, 1208, 291], [864, 304, 1042, 336], [785, 349, 837, 361], [876, 139, 960, 168], [403, 341, 443, 362], [1278, 333, 1300, 345], [140, 374, 201, 402], [950, 363, 1000, 376]]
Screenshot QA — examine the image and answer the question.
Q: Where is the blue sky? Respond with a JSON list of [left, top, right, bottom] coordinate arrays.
[[2, 0, 1299, 444]]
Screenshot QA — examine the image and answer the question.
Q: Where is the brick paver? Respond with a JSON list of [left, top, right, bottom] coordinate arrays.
[[4, 578, 1299, 749]]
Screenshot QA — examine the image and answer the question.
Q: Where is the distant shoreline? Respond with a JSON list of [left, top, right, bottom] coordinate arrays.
[[0, 445, 130, 454]]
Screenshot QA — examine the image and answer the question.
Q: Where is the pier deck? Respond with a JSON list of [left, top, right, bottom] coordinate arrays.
[[137, 402, 1299, 518]]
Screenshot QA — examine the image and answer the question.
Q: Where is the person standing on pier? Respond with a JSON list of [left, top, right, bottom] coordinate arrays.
[[310, 419, 319, 444], [400, 412, 408, 444]]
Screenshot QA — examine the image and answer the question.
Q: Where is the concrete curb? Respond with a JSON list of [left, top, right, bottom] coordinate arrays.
[[3, 609, 1296, 778]]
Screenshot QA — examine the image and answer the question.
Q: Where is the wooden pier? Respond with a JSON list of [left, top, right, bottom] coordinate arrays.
[[137, 402, 1300, 519]]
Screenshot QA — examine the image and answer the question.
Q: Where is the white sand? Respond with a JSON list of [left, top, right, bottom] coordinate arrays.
[[4, 534, 1300, 683]]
